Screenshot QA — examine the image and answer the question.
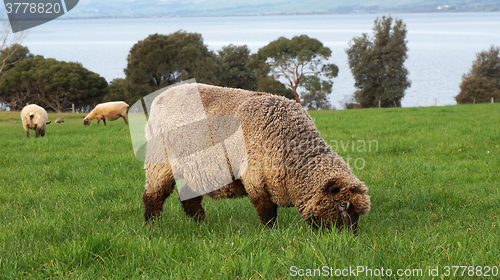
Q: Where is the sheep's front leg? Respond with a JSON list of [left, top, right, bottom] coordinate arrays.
[[35, 125, 40, 138], [249, 189, 278, 228], [143, 163, 175, 223], [180, 196, 206, 222], [102, 118, 107, 125]]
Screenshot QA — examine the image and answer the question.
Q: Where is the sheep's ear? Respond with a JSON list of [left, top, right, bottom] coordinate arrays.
[[327, 183, 341, 194]]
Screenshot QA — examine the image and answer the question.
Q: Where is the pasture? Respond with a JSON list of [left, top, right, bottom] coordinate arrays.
[[0, 104, 499, 279]]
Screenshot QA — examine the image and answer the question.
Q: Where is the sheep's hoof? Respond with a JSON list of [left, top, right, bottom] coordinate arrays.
[[144, 211, 158, 224]]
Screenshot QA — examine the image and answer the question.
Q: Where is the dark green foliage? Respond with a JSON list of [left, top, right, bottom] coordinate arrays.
[[246, 52, 294, 99], [346, 16, 411, 108], [462, 45, 500, 85], [249, 35, 338, 104], [0, 44, 33, 110], [215, 44, 257, 90], [457, 46, 500, 104], [300, 76, 333, 110], [124, 31, 216, 91], [457, 45, 500, 105], [102, 78, 146, 106], [0, 44, 33, 74], [0, 55, 108, 112], [256, 76, 295, 99], [456, 77, 500, 104]]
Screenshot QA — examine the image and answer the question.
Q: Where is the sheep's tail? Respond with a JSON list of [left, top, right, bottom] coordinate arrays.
[[29, 112, 35, 120]]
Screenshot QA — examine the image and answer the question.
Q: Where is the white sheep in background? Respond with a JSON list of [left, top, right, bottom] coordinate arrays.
[[21, 104, 51, 138], [83, 101, 129, 125]]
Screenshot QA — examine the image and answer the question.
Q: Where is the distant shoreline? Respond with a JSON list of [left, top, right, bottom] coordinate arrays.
[[39, 10, 500, 21]]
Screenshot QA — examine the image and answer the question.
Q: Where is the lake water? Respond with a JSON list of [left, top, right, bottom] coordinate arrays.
[[20, 12, 500, 109]]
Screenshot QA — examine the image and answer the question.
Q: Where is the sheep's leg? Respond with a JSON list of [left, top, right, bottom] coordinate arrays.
[[180, 196, 206, 222], [249, 189, 278, 228], [35, 125, 40, 138], [120, 114, 128, 124], [102, 118, 107, 126], [143, 163, 175, 223], [25, 128, 29, 138]]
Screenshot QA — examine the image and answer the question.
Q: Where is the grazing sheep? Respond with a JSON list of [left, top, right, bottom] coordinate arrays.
[[83, 101, 129, 125], [21, 104, 51, 138], [142, 84, 370, 232], [55, 118, 64, 124]]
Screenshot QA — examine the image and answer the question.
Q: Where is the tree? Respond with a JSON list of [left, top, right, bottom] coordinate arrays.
[[215, 44, 257, 90], [0, 44, 33, 109], [256, 76, 295, 100], [247, 52, 294, 99], [250, 35, 338, 104], [461, 46, 500, 88], [456, 46, 500, 104], [0, 20, 26, 75], [300, 76, 333, 110], [124, 30, 215, 91], [0, 56, 108, 112], [346, 16, 411, 108], [0, 44, 32, 73], [455, 77, 500, 104], [102, 78, 147, 106]]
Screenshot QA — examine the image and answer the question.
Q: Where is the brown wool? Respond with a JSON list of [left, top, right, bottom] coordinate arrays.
[[143, 84, 370, 231]]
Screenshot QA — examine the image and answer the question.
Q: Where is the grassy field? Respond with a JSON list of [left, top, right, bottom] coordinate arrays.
[[0, 104, 499, 279]]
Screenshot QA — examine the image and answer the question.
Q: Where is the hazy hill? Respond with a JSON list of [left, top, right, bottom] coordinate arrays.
[[60, 0, 500, 18]]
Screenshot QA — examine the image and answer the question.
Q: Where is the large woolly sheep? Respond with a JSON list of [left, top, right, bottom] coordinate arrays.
[[83, 101, 129, 125], [142, 84, 370, 232], [21, 104, 51, 138]]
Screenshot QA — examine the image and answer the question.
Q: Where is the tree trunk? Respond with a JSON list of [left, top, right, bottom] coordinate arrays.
[[292, 84, 302, 105]]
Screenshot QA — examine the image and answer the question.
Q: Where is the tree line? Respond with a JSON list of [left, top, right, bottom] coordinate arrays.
[[1, 16, 498, 112]]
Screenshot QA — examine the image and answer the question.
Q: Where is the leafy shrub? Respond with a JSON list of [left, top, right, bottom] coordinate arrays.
[[456, 77, 500, 104]]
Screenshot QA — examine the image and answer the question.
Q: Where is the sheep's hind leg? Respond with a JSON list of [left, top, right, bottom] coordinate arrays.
[[180, 196, 205, 222], [249, 190, 278, 228], [143, 163, 175, 223], [120, 114, 128, 124]]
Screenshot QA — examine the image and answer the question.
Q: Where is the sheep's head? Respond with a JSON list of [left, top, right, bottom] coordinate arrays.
[[298, 159, 370, 233], [83, 117, 91, 125]]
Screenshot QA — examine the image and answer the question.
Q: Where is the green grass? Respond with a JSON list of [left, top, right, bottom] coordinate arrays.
[[1, 104, 499, 279]]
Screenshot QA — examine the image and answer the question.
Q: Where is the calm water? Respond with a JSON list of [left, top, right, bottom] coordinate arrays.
[[21, 13, 500, 108]]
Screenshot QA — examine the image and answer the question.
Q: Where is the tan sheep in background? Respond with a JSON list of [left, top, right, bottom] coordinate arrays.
[[83, 101, 129, 125], [142, 83, 371, 233], [21, 104, 51, 138]]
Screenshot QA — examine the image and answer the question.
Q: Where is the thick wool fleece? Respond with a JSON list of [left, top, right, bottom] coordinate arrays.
[[143, 83, 370, 230], [21, 104, 49, 138]]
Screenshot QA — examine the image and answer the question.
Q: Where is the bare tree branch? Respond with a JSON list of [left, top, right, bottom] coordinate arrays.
[[0, 19, 27, 75]]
